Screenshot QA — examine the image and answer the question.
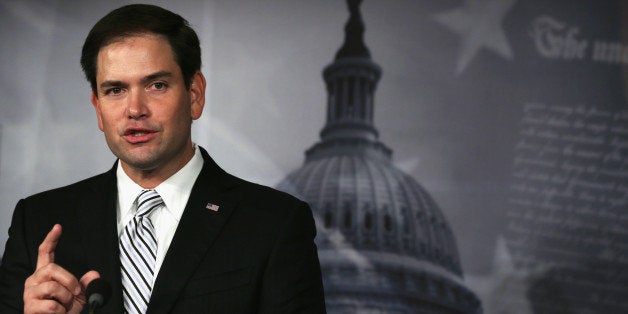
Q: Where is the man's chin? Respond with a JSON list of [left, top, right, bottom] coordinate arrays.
[[118, 153, 161, 172], [123, 160, 160, 172]]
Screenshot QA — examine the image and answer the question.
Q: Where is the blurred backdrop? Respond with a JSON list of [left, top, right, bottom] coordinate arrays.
[[1, 0, 626, 313]]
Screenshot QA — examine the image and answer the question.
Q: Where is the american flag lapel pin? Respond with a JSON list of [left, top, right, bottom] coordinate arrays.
[[206, 203, 220, 212]]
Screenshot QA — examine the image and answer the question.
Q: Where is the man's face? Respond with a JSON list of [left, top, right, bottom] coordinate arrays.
[[91, 34, 205, 176]]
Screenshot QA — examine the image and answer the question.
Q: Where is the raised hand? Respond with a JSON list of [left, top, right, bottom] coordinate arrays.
[[23, 224, 100, 314]]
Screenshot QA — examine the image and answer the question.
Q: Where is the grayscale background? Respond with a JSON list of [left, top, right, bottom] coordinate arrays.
[[1, 0, 626, 312]]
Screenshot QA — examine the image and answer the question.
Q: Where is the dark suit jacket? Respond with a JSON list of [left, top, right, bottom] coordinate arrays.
[[0, 148, 326, 313]]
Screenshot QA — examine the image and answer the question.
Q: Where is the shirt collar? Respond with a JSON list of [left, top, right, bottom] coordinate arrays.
[[117, 145, 204, 221]]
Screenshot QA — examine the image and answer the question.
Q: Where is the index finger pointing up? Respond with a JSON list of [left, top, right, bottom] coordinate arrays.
[[36, 224, 62, 269]]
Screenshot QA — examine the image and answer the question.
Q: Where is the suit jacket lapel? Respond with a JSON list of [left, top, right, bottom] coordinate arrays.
[[76, 163, 124, 313], [148, 148, 239, 313]]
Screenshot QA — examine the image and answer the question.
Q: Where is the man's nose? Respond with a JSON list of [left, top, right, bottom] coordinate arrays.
[[126, 90, 148, 119]]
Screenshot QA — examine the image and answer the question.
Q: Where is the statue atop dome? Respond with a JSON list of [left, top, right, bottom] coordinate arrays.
[[335, 0, 371, 59]]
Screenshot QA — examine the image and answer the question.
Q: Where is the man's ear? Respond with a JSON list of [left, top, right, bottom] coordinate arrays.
[[189, 71, 206, 120], [91, 91, 104, 131]]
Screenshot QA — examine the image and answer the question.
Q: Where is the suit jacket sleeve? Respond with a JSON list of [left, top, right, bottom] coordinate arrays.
[[259, 201, 326, 314], [0, 199, 34, 313]]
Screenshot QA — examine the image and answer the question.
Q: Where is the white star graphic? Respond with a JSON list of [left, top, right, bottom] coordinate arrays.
[[433, 0, 517, 75]]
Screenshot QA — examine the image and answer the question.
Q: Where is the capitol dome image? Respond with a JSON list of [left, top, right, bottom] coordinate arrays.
[[277, 1, 482, 312]]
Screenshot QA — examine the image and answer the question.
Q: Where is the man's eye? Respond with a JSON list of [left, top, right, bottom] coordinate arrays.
[[151, 82, 167, 90], [105, 87, 123, 95]]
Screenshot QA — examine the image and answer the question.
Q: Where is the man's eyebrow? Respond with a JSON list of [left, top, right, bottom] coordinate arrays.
[[99, 80, 124, 89], [142, 71, 173, 83], [98, 71, 173, 90]]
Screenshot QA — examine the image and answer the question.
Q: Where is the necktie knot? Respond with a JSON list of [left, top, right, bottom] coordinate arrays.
[[136, 189, 163, 218]]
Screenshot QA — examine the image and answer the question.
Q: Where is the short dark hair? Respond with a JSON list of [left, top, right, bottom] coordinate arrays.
[[80, 4, 201, 93]]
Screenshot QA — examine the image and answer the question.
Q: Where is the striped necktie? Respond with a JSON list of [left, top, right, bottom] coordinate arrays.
[[120, 189, 163, 314]]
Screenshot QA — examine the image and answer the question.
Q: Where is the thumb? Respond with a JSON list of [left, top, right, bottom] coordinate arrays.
[[79, 270, 101, 291], [68, 271, 101, 314]]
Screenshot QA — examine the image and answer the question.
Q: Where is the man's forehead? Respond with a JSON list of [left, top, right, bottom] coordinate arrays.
[[95, 34, 178, 78], [96, 34, 182, 87], [99, 32, 170, 52]]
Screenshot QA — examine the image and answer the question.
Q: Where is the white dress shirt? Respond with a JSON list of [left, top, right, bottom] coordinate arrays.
[[116, 145, 203, 284]]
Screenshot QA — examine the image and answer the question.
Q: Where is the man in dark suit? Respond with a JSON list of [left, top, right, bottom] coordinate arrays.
[[0, 4, 325, 313]]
